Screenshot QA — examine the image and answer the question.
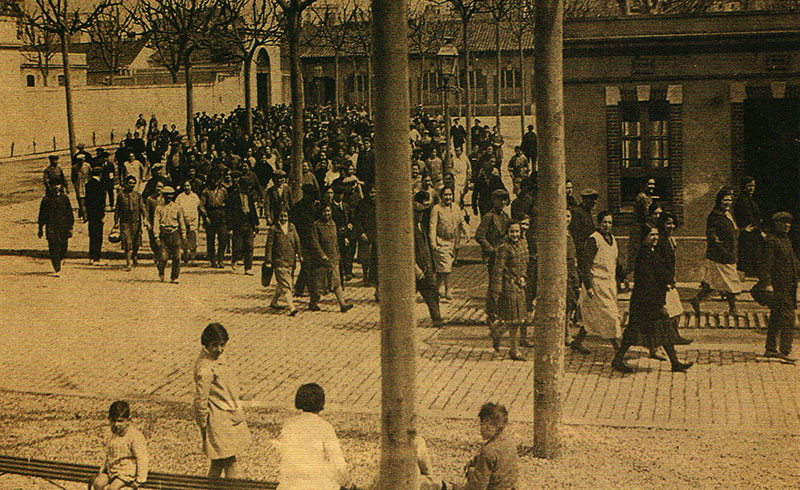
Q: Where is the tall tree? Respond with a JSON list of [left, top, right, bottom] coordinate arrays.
[[87, 4, 135, 86], [28, 0, 114, 160], [507, 0, 534, 139], [274, 0, 319, 203], [131, 0, 244, 145], [20, 10, 58, 87], [406, 1, 429, 107], [217, 0, 282, 135], [435, 0, 485, 151], [532, 0, 567, 459], [349, 3, 374, 118], [485, 0, 511, 131], [310, 0, 357, 116]]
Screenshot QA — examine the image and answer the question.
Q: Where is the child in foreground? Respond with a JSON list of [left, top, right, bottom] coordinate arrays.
[[92, 400, 149, 490], [446, 403, 518, 490]]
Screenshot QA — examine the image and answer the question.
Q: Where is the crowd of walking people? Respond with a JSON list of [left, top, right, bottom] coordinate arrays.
[[36, 103, 799, 370]]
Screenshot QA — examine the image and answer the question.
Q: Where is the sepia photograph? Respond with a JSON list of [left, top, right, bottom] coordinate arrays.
[[0, 0, 798, 488]]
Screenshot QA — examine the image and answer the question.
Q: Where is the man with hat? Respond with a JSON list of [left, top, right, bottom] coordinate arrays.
[[569, 188, 599, 263], [759, 211, 799, 363], [153, 186, 186, 283], [84, 166, 106, 265], [114, 175, 146, 271], [43, 155, 67, 196], [73, 153, 92, 222], [475, 188, 511, 326], [226, 175, 259, 275], [201, 170, 229, 268], [265, 169, 293, 227], [38, 182, 73, 277]]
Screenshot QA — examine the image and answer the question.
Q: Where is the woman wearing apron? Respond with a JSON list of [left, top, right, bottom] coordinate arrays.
[[578, 210, 624, 349]]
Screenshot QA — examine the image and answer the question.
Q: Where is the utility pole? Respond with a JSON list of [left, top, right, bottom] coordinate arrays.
[[532, 0, 566, 459], [372, 1, 418, 489]]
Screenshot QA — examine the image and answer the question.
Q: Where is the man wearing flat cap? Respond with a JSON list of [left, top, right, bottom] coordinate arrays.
[[475, 188, 511, 326], [153, 186, 186, 283], [758, 211, 799, 363], [43, 155, 67, 196], [569, 188, 599, 264]]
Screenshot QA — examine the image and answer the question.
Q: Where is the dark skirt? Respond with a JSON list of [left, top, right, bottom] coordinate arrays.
[[498, 285, 527, 323], [625, 307, 677, 349], [312, 262, 341, 293], [737, 229, 763, 277]]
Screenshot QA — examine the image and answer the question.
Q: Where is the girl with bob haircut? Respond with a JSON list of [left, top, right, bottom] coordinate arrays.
[[278, 383, 349, 490], [193, 323, 251, 480]]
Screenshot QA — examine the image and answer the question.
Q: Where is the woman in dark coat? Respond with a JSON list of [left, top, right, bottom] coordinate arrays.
[[656, 212, 693, 346], [733, 175, 763, 278], [489, 221, 528, 361], [611, 222, 693, 373], [690, 186, 741, 316], [308, 203, 353, 313]]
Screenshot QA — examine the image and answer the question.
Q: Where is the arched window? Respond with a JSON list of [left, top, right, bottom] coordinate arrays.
[[26, 75, 36, 87]]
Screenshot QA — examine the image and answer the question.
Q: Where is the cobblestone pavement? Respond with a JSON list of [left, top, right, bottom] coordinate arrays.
[[1, 154, 798, 434], [1, 251, 798, 433]]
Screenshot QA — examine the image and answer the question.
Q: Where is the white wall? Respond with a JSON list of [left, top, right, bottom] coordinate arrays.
[[0, 75, 247, 157]]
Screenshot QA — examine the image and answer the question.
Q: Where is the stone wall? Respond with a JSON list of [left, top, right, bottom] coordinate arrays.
[[0, 75, 244, 157]]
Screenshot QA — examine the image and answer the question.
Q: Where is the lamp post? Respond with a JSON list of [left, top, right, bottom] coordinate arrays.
[[437, 38, 458, 168]]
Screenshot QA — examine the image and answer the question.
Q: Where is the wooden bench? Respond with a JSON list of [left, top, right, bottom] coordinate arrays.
[[0, 454, 277, 490]]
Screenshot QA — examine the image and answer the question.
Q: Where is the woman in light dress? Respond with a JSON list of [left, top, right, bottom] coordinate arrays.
[[193, 323, 251, 479], [690, 187, 742, 316], [429, 186, 467, 301], [578, 210, 624, 349]]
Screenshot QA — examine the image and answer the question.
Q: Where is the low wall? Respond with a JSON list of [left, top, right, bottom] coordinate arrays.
[[0, 76, 244, 157]]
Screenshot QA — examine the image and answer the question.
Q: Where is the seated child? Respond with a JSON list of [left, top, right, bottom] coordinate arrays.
[[447, 403, 518, 490], [277, 383, 349, 490], [92, 400, 149, 490]]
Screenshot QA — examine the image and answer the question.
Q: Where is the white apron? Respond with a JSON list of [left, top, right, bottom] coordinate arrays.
[[580, 231, 622, 339]]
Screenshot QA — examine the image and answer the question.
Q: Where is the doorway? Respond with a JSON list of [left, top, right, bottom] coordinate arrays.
[[743, 97, 800, 218], [256, 49, 271, 109]]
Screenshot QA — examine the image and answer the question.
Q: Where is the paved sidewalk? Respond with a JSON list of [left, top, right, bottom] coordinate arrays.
[[1, 252, 797, 433]]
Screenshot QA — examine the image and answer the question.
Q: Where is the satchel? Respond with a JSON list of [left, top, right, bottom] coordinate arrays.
[[107, 227, 121, 244], [261, 262, 273, 287], [750, 281, 773, 307], [664, 288, 683, 318]]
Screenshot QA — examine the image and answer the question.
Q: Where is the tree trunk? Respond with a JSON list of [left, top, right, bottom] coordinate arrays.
[[418, 54, 424, 107], [352, 56, 358, 104], [366, 55, 373, 118], [244, 48, 254, 136], [518, 34, 525, 142], [334, 52, 340, 116], [184, 60, 195, 146], [287, 9, 305, 204], [532, 0, 566, 460], [462, 19, 472, 151], [59, 31, 76, 161], [373, 2, 417, 490], [494, 20, 501, 130]]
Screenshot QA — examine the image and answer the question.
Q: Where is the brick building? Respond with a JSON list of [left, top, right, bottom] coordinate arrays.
[[301, 10, 800, 277]]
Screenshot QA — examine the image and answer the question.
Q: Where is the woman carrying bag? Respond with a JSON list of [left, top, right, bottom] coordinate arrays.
[[611, 223, 693, 373]]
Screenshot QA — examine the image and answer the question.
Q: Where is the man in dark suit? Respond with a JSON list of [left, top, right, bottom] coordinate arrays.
[[521, 124, 538, 168], [475, 189, 510, 324], [356, 138, 375, 187], [226, 176, 259, 275], [414, 201, 443, 327], [760, 212, 799, 363], [85, 167, 106, 264], [472, 157, 506, 216], [38, 183, 74, 276], [451, 117, 467, 153], [569, 188, 599, 265]]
